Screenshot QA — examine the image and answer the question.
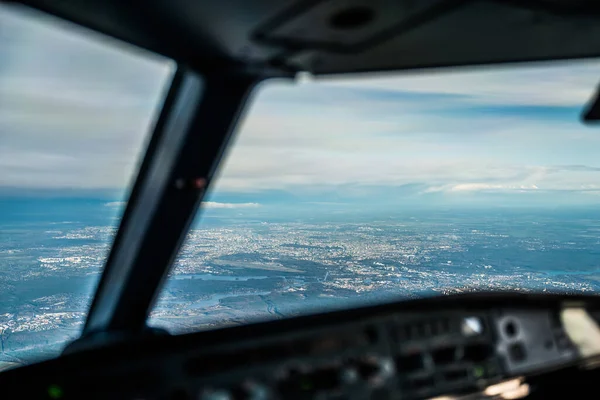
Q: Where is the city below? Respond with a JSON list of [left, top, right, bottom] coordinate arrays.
[[1, 200, 600, 369]]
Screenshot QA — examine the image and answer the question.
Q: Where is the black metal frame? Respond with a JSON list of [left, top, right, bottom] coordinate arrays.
[[82, 65, 266, 337]]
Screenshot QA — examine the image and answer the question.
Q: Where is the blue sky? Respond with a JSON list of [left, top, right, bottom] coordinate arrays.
[[2, 4, 600, 209]]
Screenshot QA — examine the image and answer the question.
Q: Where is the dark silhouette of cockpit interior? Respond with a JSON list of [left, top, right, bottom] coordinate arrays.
[[2, 0, 600, 399]]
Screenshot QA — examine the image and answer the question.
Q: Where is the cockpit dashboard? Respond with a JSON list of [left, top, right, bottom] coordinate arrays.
[[3, 293, 600, 400]]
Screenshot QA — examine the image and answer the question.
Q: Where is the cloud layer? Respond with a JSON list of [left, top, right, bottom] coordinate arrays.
[[2, 4, 600, 206], [214, 75, 600, 199], [202, 202, 260, 209], [0, 5, 173, 189]]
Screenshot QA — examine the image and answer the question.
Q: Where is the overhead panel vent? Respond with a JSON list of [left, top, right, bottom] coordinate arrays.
[[253, 0, 447, 53]]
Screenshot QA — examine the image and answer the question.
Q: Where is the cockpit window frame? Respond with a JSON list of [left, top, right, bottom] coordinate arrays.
[[80, 67, 269, 340]]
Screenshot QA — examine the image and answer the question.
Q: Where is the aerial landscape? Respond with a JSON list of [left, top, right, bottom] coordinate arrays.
[[2, 199, 600, 369], [3, 1, 600, 373]]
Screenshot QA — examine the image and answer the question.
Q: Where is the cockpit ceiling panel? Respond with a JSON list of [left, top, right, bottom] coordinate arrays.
[[15, 0, 600, 74]]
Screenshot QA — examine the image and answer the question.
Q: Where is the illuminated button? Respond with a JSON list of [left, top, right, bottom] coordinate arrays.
[[47, 384, 63, 399], [461, 317, 484, 337], [376, 357, 395, 381], [339, 367, 359, 384], [473, 365, 486, 379], [356, 356, 395, 386]]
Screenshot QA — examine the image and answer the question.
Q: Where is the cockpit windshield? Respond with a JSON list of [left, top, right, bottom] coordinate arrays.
[[0, 5, 172, 369], [150, 61, 600, 333], [3, 1, 600, 370]]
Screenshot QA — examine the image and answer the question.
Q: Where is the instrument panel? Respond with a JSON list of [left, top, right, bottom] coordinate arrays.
[[2, 294, 599, 400], [185, 309, 575, 400]]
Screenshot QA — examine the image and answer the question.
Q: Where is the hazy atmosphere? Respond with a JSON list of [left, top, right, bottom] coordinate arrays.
[[2, 5, 600, 209]]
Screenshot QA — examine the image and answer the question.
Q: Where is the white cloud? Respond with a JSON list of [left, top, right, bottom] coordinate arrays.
[[451, 183, 539, 192], [104, 201, 260, 210], [202, 202, 260, 209], [213, 91, 600, 193], [104, 201, 126, 207], [318, 60, 600, 107], [425, 183, 540, 193]]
